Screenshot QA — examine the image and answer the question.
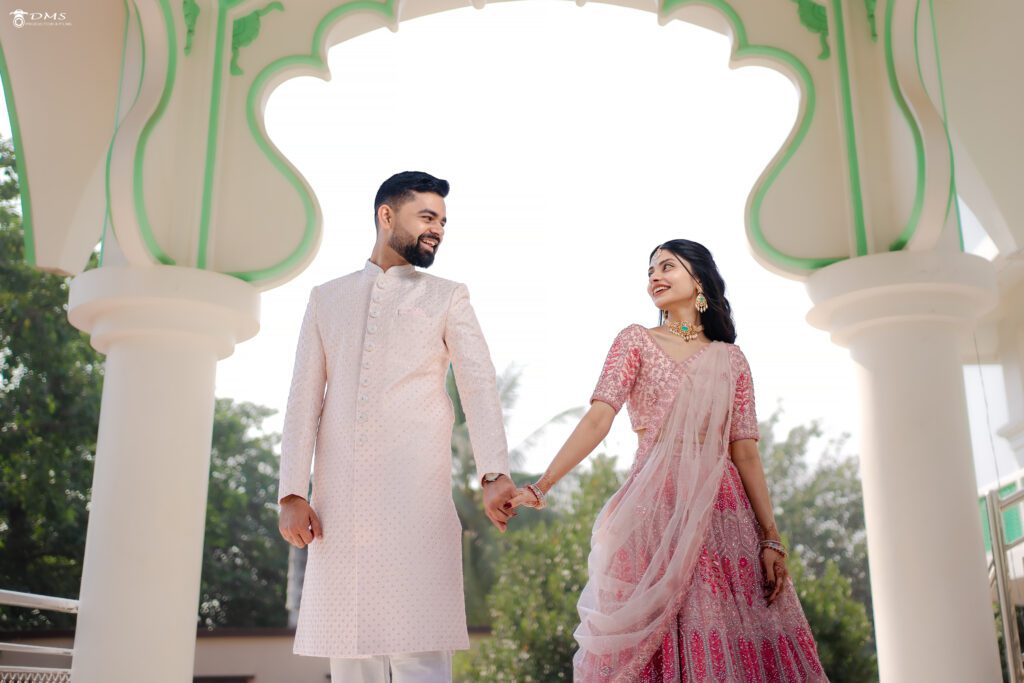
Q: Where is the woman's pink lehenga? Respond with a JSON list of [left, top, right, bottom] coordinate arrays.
[[573, 325, 828, 683]]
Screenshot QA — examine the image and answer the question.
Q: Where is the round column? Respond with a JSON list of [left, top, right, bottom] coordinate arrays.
[[67, 266, 259, 683], [807, 249, 1000, 683]]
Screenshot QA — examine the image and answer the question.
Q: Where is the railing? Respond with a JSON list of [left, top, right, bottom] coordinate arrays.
[[988, 488, 1024, 683], [0, 590, 78, 683]]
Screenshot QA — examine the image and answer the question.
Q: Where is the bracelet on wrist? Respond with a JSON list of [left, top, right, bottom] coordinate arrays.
[[758, 539, 788, 558], [526, 483, 547, 509]]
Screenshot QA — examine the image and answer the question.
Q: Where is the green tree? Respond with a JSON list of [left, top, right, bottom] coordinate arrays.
[[0, 138, 289, 629], [463, 454, 623, 682], [788, 549, 877, 682], [0, 140, 102, 628], [760, 413, 873, 618], [199, 399, 288, 628], [448, 366, 582, 627]]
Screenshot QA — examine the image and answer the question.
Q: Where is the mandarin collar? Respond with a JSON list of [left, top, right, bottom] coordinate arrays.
[[363, 260, 416, 278]]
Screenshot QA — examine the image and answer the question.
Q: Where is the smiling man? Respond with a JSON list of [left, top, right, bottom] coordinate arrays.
[[277, 171, 516, 682]]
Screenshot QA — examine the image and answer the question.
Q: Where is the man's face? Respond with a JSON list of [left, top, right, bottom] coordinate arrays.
[[386, 191, 447, 268]]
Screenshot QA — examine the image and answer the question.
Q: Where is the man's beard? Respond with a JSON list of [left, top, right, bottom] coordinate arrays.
[[389, 230, 438, 268]]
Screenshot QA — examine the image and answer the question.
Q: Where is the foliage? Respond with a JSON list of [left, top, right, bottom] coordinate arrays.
[[448, 366, 582, 627], [464, 454, 623, 682], [199, 399, 288, 628], [0, 139, 101, 629], [761, 413, 872, 615], [788, 548, 877, 682], [0, 138, 288, 629]]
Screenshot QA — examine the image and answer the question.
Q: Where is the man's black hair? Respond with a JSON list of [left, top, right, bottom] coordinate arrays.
[[374, 171, 449, 228]]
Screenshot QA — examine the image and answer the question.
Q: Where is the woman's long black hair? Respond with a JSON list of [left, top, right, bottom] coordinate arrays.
[[649, 239, 737, 344]]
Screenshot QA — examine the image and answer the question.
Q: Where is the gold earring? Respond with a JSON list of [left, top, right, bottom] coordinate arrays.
[[696, 288, 709, 314]]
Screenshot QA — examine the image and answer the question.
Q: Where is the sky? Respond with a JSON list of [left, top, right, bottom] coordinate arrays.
[[2, 1, 1017, 488]]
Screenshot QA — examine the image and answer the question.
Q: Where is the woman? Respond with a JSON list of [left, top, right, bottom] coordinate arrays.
[[512, 240, 828, 682]]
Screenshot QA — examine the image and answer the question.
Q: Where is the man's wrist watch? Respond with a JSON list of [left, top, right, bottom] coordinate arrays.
[[481, 472, 505, 487]]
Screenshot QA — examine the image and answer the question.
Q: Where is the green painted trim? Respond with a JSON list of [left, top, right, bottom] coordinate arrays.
[[831, 0, 868, 256], [230, 2, 284, 76], [910, 0, 955, 232], [105, 2, 149, 267], [662, 0, 845, 271], [184, 0, 200, 56], [790, 0, 830, 60], [197, 2, 231, 270], [101, 0, 135, 267], [885, 0, 926, 251], [228, 0, 398, 282], [864, 0, 878, 40], [132, 0, 177, 265], [927, 0, 964, 251], [198, 0, 285, 271], [0, 41, 35, 264], [133, 4, 146, 105]]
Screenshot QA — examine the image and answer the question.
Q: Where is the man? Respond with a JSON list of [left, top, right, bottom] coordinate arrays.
[[277, 171, 517, 682]]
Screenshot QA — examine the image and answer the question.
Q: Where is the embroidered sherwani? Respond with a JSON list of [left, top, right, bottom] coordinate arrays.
[[278, 261, 509, 657]]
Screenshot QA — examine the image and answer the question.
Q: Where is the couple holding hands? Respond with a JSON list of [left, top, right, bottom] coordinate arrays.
[[277, 172, 826, 682]]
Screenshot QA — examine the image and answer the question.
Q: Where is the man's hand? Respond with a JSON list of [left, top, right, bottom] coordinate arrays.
[[482, 475, 517, 533], [278, 495, 323, 548]]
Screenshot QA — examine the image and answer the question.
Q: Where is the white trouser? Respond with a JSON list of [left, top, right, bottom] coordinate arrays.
[[329, 651, 452, 683]]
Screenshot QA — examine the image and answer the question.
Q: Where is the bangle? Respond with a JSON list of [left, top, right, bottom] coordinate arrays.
[[759, 539, 788, 558], [526, 483, 547, 509]]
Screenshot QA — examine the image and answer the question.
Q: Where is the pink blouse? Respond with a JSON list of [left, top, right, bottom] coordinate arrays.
[[591, 324, 759, 443]]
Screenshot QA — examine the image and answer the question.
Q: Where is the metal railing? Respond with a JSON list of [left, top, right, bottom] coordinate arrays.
[[988, 488, 1024, 683], [0, 590, 78, 683]]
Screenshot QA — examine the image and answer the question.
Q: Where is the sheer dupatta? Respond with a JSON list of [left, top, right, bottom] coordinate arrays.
[[574, 344, 734, 682]]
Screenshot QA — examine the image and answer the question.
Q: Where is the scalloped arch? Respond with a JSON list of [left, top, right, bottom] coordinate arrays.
[[234, 0, 831, 286]]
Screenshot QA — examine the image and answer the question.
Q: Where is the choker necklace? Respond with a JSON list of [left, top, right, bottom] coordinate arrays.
[[665, 320, 704, 342]]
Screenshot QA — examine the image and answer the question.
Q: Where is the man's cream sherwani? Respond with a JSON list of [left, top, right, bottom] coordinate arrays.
[[278, 261, 509, 657]]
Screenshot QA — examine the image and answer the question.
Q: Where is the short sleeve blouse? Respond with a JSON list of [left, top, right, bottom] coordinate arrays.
[[590, 325, 759, 443]]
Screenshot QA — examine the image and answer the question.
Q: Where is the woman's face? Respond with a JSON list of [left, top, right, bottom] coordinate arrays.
[[648, 249, 699, 313]]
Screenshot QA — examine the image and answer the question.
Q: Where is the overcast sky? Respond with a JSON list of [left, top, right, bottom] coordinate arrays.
[[2, 1, 1016, 488]]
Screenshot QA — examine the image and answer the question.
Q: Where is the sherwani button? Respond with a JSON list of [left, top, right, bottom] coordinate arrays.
[[369, 308, 380, 318], [367, 323, 378, 334]]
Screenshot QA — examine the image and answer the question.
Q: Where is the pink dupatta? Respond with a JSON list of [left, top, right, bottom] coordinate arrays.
[[574, 343, 735, 682]]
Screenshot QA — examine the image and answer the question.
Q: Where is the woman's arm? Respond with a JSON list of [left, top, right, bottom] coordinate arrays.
[[511, 401, 616, 506], [729, 438, 780, 540], [730, 437, 789, 604]]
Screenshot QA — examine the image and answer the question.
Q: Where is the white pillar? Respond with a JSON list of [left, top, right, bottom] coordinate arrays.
[[996, 265, 1024, 467], [807, 249, 1000, 682], [66, 266, 259, 683]]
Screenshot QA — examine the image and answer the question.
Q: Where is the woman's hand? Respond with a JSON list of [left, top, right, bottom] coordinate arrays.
[[509, 487, 544, 509], [761, 547, 788, 604]]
